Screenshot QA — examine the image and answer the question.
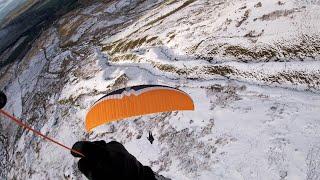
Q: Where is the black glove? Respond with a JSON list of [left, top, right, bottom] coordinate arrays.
[[71, 140, 156, 180], [0, 91, 7, 109]]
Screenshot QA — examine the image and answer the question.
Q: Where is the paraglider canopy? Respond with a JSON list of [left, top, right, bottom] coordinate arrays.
[[85, 85, 194, 132]]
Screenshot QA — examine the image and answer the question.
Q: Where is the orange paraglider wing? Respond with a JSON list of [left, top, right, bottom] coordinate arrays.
[[85, 85, 194, 131]]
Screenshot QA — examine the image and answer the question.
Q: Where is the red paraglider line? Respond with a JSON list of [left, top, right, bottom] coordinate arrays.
[[0, 109, 85, 157]]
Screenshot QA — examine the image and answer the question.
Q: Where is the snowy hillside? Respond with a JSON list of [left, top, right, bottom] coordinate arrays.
[[0, 0, 320, 179]]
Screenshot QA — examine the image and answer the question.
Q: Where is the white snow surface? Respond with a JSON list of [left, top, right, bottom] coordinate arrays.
[[0, 0, 320, 179]]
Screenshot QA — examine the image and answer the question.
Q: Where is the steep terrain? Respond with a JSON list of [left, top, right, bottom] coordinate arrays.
[[0, 0, 320, 179]]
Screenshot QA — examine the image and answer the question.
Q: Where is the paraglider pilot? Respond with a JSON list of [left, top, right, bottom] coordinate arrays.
[[147, 131, 154, 144], [0, 90, 169, 180], [71, 140, 157, 180]]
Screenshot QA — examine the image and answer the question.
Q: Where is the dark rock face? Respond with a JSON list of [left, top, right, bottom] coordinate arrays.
[[0, 0, 78, 69]]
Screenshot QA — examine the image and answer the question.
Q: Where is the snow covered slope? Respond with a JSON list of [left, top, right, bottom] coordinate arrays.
[[0, 0, 320, 179]]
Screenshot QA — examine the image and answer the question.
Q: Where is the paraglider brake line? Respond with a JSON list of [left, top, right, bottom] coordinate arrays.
[[0, 109, 85, 157]]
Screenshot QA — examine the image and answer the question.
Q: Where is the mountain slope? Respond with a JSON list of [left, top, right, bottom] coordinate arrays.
[[0, 0, 320, 179]]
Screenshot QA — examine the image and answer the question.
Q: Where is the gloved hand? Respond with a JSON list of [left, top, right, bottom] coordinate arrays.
[[0, 91, 7, 109], [71, 140, 156, 180]]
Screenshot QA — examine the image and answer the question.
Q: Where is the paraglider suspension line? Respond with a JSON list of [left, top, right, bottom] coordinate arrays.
[[0, 109, 85, 157]]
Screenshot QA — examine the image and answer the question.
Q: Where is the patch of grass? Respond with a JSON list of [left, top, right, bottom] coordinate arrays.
[[155, 63, 177, 72], [112, 54, 139, 62], [204, 66, 235, 76], [102, 36, 149, 55], [58, 97, 76, 105], [122, 36, 148, 52], [167, 33, 176, 42], [256, 7, 303, 21], [153, 62, 192, 75], [207, 34, 320, 61], [187, 40, 205, 54], [166, 0, 179, 5], [236, 10, 250, 27], [146, 36, 158, 43], [145, 0, 197, 27], [262, 71, 320, 87], [58, 15, 91, 47], [224, 45, 277, 60]]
